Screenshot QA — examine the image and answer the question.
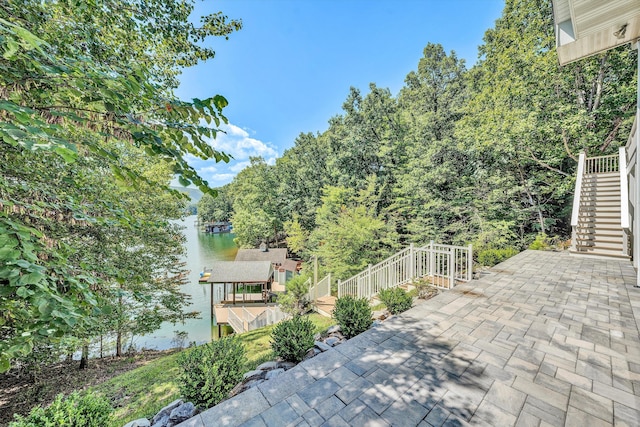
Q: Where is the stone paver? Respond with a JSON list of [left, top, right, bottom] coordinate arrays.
[[178, 250, 640, 426]]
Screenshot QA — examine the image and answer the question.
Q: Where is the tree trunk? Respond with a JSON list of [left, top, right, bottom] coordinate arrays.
[[116, 330, 122, 357], [79, 345, 89, 370]]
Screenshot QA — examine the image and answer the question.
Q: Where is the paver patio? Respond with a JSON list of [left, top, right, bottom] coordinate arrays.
[[178, 250, 640, 427]]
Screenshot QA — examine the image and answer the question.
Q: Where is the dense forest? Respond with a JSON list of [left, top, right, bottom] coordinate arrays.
[[199, 0, 637, 280]]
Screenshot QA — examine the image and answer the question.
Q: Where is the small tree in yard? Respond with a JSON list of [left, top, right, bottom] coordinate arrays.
[[277, 275, 311, 316], [177, 337, 246, 409]]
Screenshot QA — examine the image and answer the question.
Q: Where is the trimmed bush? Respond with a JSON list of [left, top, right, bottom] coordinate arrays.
[[332, 296, 372, 339], [528, 233, 551, 250], [477, 247, 519, 267], [378, 288, 413, 315], [271, 316, 315, 362], [10, 392, 112, 427], [177, 336, 246, 408]]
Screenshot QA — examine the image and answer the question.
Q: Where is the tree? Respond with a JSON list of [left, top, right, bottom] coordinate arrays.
[[0, 0, 242, 371], [229, 157, 283, 247], [198, 187, 233, 224]]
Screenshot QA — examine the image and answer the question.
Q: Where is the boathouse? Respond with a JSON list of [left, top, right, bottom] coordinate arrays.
[[205, 261, 274, 304]]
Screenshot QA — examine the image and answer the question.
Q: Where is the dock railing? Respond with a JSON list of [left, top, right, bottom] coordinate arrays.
[[337, 241, 472, 300], [226, 308, 244, 334], [307, 274, 332, 301], [247, 306, 288, 331]]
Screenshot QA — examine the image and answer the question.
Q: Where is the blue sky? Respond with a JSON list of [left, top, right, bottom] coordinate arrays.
[[175, 0, 505, 188]]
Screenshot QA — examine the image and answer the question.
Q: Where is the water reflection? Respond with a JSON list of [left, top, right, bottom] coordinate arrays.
[[135, 215, 237, 349]]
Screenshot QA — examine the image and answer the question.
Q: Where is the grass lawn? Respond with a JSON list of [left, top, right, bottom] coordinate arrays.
[[93, 313, 335, 426]]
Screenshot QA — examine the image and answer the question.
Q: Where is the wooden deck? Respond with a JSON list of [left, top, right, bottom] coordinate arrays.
[[314, 296, 336, 318]]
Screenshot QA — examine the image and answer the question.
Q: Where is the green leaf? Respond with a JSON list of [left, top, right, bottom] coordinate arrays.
[[0, 356, 10, 374]]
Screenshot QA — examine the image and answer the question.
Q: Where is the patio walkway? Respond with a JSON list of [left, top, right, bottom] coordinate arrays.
[[178, 250, 640, 427]]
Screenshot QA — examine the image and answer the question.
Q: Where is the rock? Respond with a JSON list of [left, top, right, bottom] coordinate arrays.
[[256, 361, 278, 371], [245, 378, 265, 389], [243, 369, 265, 381], [325, 337, 340, 347], [229, 381, 245, 397], [151, 415, 168, 427], [372, 320, 383, 327], [326, 325, 341, 334], [371, 310, 385, 319], [314, 340, 332, 352], [166, 402, 196, 427], [152, 399, 182, 425], [313, 333, 322, 341], [303, 348, 317, 360], [123, 418, 151, 427], [276, 361, 296, 370], [265, 368, 284, 380]]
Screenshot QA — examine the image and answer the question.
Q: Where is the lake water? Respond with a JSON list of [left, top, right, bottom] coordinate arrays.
[[134, 215, 237, 350]]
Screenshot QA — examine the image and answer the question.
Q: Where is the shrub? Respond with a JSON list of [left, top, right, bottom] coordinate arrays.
[[271, 316, 315, 363], [332, 296, 372, 339], [10, 392, 112, 427], [528, 233, 551, 250], [177, 336, 246, 408], [378, 288, 413, 315], [477, 247, 519, 267], [278, 274, 311, 316]]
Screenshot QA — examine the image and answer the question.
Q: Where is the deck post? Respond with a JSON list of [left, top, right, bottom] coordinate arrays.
[[409, 243, 415, 281], [338, 279, 342, 298], [467, 244, 473, 281], [429, 240, 435, 277], [448, 249, 454, 289], [636, 41, 640, 286], [367, 264, 372, 297]]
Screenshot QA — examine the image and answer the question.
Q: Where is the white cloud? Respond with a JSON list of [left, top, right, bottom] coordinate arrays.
[[210, 123, 278, 161], [229, 161, 250, 173], [198, 165, 218, 174], [172, 122, 278, 187]]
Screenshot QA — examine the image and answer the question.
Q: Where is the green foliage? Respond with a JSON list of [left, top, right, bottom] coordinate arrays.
[[332, 296, 372, 339], [0, 0, 241, 370], [277, 275, 311, 316], [229, 157, 284, 247], [477, 247, 520, 267], [176, 337, 246, 409], [10, 392, 112, 427], [270, 316, 315, 363], [198, 189, 233, 224], [528, 233, 551, 251], [378, 288, 413, 315]]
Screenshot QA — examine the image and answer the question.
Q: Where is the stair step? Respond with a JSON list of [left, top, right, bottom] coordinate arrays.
[[575, 228, 623, 236], [576, 235, 624, 244], [570, 248, 630, 259]]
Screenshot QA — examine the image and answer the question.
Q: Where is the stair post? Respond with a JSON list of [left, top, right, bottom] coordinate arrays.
[[429, 240, 435, 277], [409, 243, 415, 281], [571, 152, 586, 251]]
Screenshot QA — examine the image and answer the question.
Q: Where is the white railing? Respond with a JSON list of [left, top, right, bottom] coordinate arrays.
[[627, 116, 637, 265], [226, 308, 244, 334], [620, 146, 630, 229], [585, 154, 619, 174], [337, 242, 472, 299], [247, 306, 288, 331], [307, 274, 331, 300]]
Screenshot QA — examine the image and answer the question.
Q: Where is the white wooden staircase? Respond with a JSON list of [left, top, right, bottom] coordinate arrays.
[[571, 150, 630, 258]]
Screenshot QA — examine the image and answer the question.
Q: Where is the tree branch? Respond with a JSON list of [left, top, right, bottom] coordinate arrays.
[[526, 147, 570, 176]]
